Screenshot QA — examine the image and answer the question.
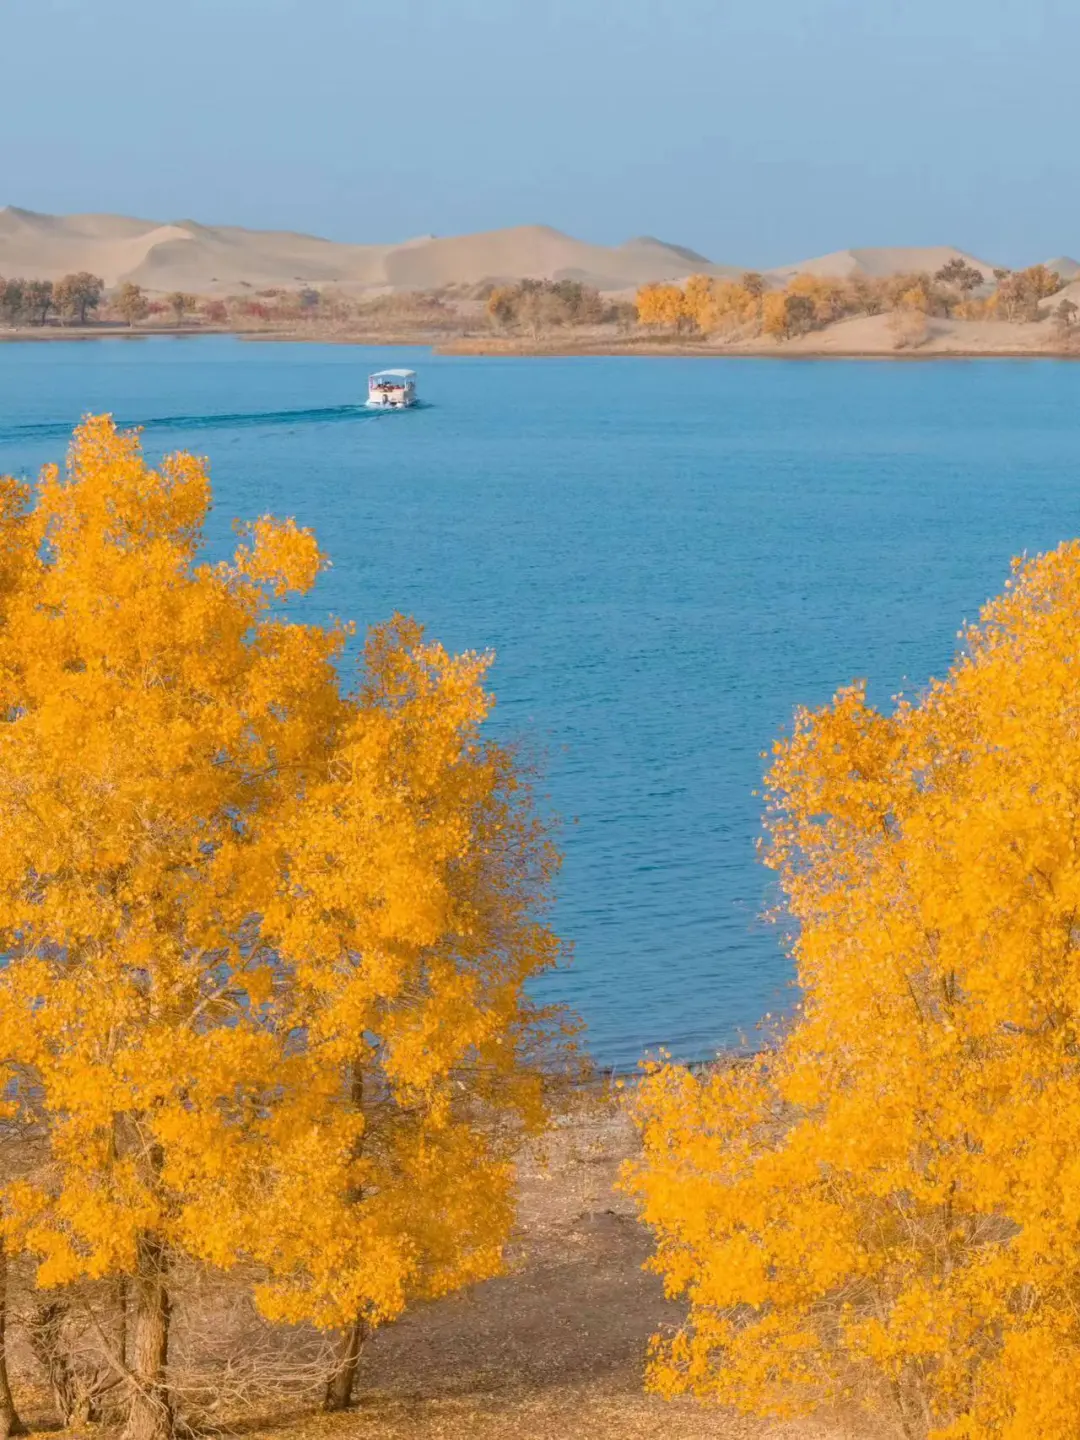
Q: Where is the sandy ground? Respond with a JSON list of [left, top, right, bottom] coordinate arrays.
[[440, 313, 1080, 359], [765, 245, 996, 283], [8, 1098, 885, 1440], [756, 312, 1067, 355], [234, 1101, 881, 1440], [3, 312, 1075, 362]]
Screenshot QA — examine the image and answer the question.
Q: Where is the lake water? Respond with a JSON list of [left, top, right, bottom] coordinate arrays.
[[1, 337, 1079, 1067]]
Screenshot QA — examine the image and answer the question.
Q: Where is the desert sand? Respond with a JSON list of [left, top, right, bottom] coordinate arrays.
[[8, 206, 1071, 300], [732, 312, 1064, 355], [765, 245, 998, 282], [5, 206, 1080, 361], [0, 208, 742, 294], [441, 312, 1080, 359]]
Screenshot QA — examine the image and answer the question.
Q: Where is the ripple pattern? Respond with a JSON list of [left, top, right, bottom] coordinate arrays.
[[2, 340, 1079, 1067]]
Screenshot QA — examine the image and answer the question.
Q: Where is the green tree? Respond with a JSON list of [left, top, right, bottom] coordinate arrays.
[[54, 273, 104, 326], [165, 292, 196, 325], [115, 281, 149, 327], [783, 292, 815, 336], [1052, 297, 1078, 345], [0, 281, 18, 327], [23, 281, 53, 326], [992, 266, 1062, 322], [934, 257, 985, 293]]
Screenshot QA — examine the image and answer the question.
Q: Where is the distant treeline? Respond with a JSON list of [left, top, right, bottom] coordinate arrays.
[[485, 279, 636, 336], [0, 279, 486, 333], [0, 277, 218, 329], [0, 272, 105, 326], [636, 261, 1075, 346], [19, 266, 1072, 347]]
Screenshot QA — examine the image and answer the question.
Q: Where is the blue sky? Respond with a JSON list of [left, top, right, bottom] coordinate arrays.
[[5, 0, 1077, 267]]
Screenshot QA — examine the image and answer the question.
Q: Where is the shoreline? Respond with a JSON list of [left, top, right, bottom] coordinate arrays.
[[434, 342, 1080, 361], [3, 324, 1078, 361]]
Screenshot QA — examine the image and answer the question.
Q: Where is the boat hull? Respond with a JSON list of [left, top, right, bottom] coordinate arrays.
[[366, 392, 415, 408]]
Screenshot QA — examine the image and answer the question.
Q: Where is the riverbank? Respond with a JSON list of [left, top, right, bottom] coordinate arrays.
[[0, 323, 233, 342], [437, 313, 1080, 360], [2, 311, 1078, 360]]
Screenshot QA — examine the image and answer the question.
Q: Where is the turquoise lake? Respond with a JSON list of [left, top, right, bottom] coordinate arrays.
[[2, 336, 1079, 1067]]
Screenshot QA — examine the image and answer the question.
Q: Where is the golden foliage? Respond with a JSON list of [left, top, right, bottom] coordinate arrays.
[[635, 282, 687, 329], [896, 284, 931, 313], [1019, 263, 1063, 300], [988, 265, 1063, 321], [785, 273, 846, 324], [635, 277, 755, 336], [760, 292, 789, 340], [634, 268, 990, 341], [0, 417, 574, 1436], [953, 295, 990, 321], [626, 542, 1080, 1439]]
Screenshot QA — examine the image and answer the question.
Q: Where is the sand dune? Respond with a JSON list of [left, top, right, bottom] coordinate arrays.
[[1039, 278, 1080, 312], [749, 311, 1056, 354], [768, 246, 997, 282], [4, 208, 1071, 303], [0, 208, 741, 294]]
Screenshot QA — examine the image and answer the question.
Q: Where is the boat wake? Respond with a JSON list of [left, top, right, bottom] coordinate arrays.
[[0, 403, 396, 446]]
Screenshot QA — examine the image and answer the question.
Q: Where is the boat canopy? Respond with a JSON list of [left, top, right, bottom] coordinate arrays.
[[369, 369, 416, 381]]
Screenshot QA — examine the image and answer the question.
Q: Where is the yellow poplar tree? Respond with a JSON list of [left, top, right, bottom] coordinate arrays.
[[626, 540, 1080, 1440], [680, 275, 715, 333], [0, 416, 338, 1440], [251, 617, 571, 1408], [635, 282, 687, 329], [786, 272, 845, 324], [761, 291, 790, 340], [710, 280, 756, 332], [0, 418, 571, 1437]]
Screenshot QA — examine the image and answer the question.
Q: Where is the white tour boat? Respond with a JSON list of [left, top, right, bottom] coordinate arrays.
[[367, 369, 417, 408]]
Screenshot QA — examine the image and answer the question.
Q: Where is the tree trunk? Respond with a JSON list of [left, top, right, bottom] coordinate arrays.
[[30, 1299, 95, 1427], [322, 1315, 366, 1412], [116, 1275, 128, 1372], [323, 1062, 368, 1413], [0, 1249, 24, 1439], [122, 1236, 172, 1440]]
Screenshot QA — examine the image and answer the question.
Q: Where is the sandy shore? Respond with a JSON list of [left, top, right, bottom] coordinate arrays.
[[3, 313, 1076, 361], [0, 325, 231, 342], [437, 314, 1080, 360]]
